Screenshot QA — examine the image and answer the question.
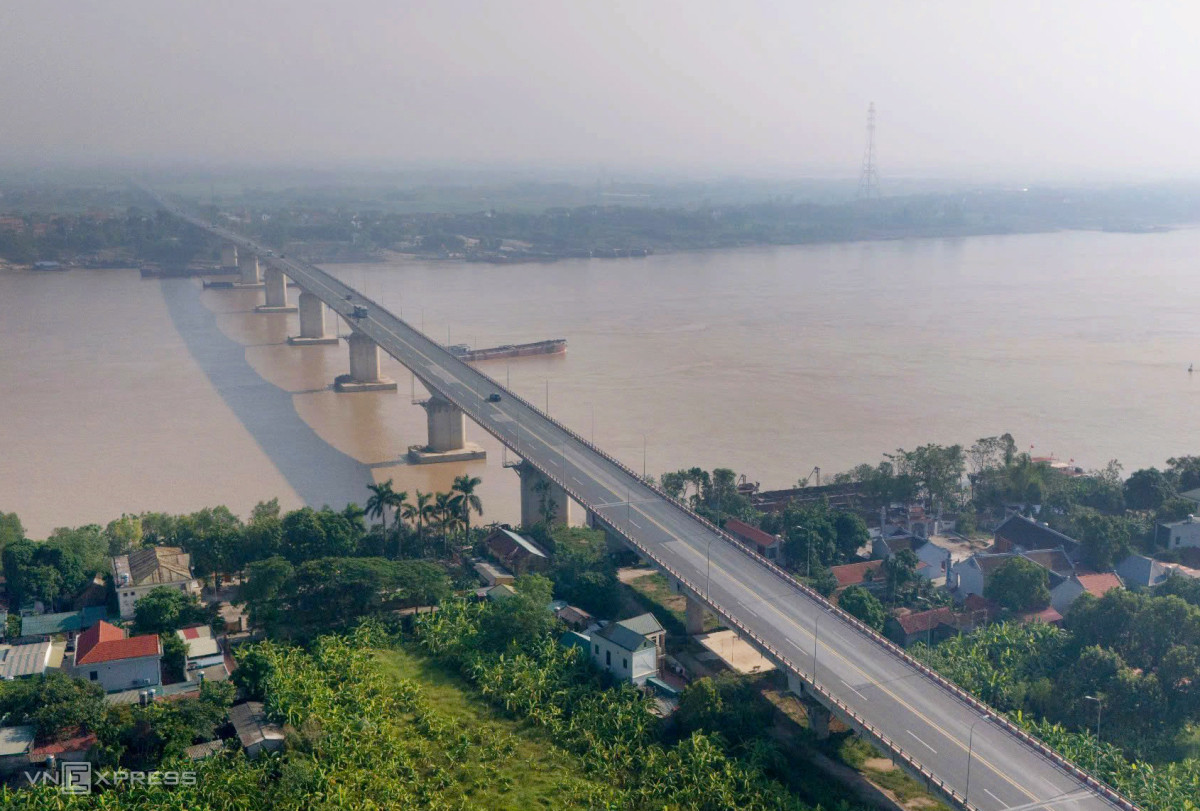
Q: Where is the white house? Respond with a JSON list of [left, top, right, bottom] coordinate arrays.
[[72, 621, 161, 693], [176, 626, 225, 671], [588, 614, 660, 685], [112, 547, 201, 619], [1160, 516, 1200, 551]]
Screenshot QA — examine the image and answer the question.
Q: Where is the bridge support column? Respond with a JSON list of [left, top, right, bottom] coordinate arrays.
[[220, 244, 238, 272], [236, 253, 263, 287], [288, 291, 338, 345], [685, 595, 707, 635], [804, 698, 833, 739], [408, 394, 486, 463], [334, 331, 397, 392], [255, 265, 297, 313], [516, 461, 571, 527]]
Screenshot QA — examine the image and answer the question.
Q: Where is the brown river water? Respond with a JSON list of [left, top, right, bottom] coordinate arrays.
[[3, 228, 1199, 537]]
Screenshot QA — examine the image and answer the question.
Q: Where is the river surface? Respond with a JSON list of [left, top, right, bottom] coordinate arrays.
[[3, 228, 1199, 537]]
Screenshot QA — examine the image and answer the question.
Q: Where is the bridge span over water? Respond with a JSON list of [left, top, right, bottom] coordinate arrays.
[[151, 193, 1135, 811]]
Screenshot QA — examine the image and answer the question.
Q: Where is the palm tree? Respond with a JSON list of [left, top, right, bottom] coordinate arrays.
[[452, 474, 484, 543], [404, 491, 434, 554], [434, 492, 464, 556], [366, 479, 397, 532]]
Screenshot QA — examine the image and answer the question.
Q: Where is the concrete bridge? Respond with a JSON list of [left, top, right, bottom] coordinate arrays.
[[152, 194, 1136, 811]]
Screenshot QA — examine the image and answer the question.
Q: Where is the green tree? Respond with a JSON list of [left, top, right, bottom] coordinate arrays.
[[160, 631, 188, 683], [0, 672, 106, 742], [366, 479, 402, 533], [838, 585, 886, 630], [238, 555, 295, 631], [452, 474, 484, 541], [280, 506, 358, 563], [985, 557, 1051, 612], [0, 511, 25, 562], [104, 514, 143, 557], [1123, 467, 1171, 512], [132, 586, 210, 635]]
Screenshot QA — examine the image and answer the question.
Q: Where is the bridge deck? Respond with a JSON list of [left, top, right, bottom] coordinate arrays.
[[157, 197, 1132, 811]]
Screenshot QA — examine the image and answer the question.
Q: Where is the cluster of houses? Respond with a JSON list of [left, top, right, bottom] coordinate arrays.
[[470, 526, 679, 696], [828, 511, 1200, 647], [0, 548, 211, 692]]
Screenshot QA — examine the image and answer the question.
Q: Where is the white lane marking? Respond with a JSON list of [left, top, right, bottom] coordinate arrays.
[[738, 601, 760, 618], [630, 518, 642, 528], [840, 678, 869, 702], [984, 789, 1002, 805], [906, 731, 937, 754], [572, 475, 583, 484]]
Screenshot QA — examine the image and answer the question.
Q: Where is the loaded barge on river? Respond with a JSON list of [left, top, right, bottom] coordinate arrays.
[[448, 339, 566, 362]]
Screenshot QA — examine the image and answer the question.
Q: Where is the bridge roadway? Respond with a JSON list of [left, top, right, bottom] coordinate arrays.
[[157, 198, 1130, 811]]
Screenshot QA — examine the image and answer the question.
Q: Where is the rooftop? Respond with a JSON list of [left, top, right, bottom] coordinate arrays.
[[895, 607, 957, 636], [831, 560, 884, 588], [29, 730, 97, 758], [0, 725, 35, 757], [1019, 548, 1075, 576], [555, 605, 595, 626], [0, 640, 52, 679], [18, 606, 107, 637], [482, 527, 549, 561], [596, 621, 655, 653], [229, 702, 285, 751], [995, 514, 1081, 554], [616, 612, 664, 638], [724, 518, 780, 548], [75, 621, 160, 665], [113, 546, 193, 587], [1073, 572, 1124, 598]]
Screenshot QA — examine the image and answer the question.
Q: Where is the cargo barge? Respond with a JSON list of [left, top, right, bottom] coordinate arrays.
[[448, 338, 566, 362]]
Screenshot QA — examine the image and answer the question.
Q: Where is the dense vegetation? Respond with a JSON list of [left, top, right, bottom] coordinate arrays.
[[913, 592, 1200, 763]]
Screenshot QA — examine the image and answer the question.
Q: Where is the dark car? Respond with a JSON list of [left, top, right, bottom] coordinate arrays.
[[352, 306, 369, 319], [486, 393, 502, 403]]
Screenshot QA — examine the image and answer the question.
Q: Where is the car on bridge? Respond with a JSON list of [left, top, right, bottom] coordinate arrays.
[[352, 306, 369, 319], [486, 393, 502, 403]]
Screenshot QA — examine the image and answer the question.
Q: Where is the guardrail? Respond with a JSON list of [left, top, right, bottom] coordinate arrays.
[[165, 204, 1136, 811]]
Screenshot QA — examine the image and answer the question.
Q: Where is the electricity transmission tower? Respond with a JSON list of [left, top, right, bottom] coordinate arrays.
[[857, 102, 880, 199]]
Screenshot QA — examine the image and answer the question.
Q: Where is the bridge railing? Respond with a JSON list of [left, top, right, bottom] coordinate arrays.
[[170, 208, 1135, 811], [333, 286, 1135, 811]]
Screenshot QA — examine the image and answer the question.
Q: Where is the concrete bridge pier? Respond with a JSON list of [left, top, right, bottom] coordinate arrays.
[[220, 243, 238, 272], [335, 331, 397, 392], [785, 672, 833, 739], [516, 461, 572, 527], [255, 266, 297, 313], [408, 394, 486, 463], [685, 595, 708, 635], [236, 253, 263, 287], [288, 291, 338, 345]]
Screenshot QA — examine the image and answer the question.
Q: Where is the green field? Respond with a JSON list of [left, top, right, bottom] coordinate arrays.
[[373, 646, 608, 809]]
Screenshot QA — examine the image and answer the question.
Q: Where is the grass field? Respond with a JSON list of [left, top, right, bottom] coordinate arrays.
[[374, 646, 609, 809]]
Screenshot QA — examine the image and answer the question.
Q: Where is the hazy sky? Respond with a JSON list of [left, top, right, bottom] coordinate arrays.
[[1, 1, 1196, 180]]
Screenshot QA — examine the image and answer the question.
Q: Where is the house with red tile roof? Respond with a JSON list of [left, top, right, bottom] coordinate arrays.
[[885, 607, 961, 647], [72, 621, 161, 693], [724, 518, 782, 560], [829, 561, 885, 594], [1050, 572, 1124, 615]]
